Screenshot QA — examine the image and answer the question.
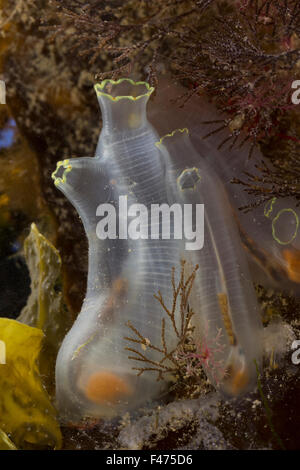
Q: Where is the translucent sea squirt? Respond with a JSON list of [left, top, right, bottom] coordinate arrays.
[[156, 128, 263, 396], [52, 79, 184, 421]]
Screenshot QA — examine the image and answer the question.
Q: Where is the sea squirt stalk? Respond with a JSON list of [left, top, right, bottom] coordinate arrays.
[[156, 129, 263, 395], [52, 79, 184, 422]]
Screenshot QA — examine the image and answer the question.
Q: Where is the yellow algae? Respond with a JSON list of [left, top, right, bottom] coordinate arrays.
[[18, 224, 69, 390], [0, 429, 17, 450], [0, 318, 62, 449]]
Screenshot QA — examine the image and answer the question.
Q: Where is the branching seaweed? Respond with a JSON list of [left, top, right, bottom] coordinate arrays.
[[232, 140, 300, 210], [44, 0, 300, 206], [124, 259, 198, 382], [124, 259, 225, 396]]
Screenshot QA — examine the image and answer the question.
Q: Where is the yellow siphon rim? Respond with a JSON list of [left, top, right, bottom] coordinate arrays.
[[94, 78, 154, 102], [272, 208, 299, 245], [51, 159, 72, 186], [155, 128, 189, 147], [177, 167, 201, 192], [264, 197, 277, 218]]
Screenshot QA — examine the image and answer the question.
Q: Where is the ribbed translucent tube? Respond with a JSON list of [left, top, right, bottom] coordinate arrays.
[[156, 129, 263, 396], [52, 79, 184, 422]]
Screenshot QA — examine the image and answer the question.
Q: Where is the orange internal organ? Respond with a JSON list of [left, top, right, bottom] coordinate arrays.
[[283, 249, 300, 283], [85, 371, 133, 405], [229, 368, 249, 395], [224, 364, 249, 395]]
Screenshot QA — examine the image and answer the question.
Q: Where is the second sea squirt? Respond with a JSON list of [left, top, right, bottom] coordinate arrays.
[[156, 128, 263, 396]]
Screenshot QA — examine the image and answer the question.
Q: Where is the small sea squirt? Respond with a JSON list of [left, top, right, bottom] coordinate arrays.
[[156, 129, 263, 396], [52, 79, 184, 422]]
